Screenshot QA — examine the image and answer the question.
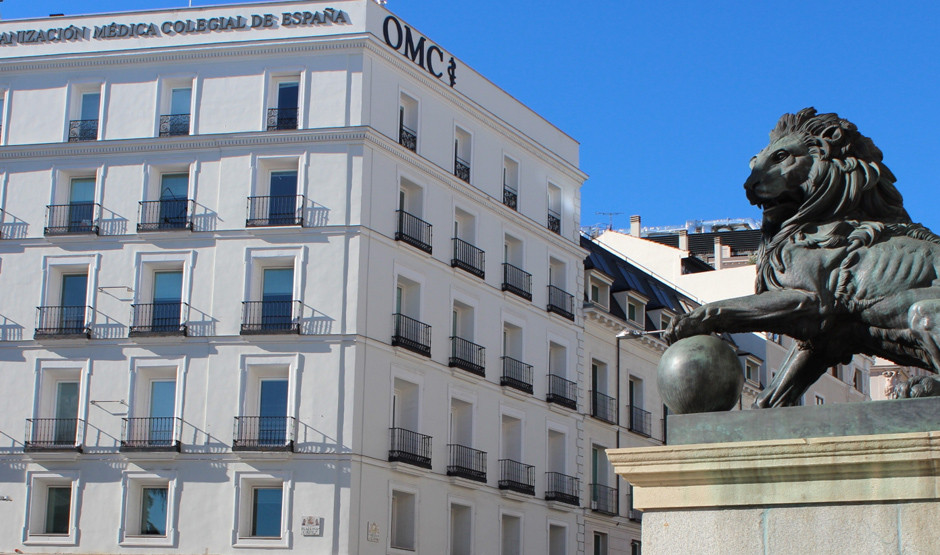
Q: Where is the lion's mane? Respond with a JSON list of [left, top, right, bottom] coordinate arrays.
[[756, 108, 940, 294]]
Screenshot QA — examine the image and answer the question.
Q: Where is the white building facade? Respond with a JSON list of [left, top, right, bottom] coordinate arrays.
[[0, 2, 599, 553]]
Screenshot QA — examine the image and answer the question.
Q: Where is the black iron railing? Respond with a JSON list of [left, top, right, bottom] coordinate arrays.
[[138, 199, 193, 231], [395, 210, 432, 254], [68, 119, 98, 141], [627, 499, 643, 522], [388, 427, 432, 469], [503, 186, 518, 210], [240, 300, 301, 334], [45, 203, 99, 235], [399, 124, 417, 151], [233, 416, 295, 451], [591, 483, 618, 516], [547, 374, 577, 410], [121, 417, 181, 451], [547, 285, 575, 320], [449, 336, 485, 377], [500, 356, 533, 394], [545, 472, 579, 505], [392, 313, 431, 357], [498, 459, 534, 495], [35, 306, 89, 338], [159, 113, 190, 137], [447, 443, 486, 482], [129, 302, 187, 336], [502, 263, 532, 301], [629, 405, 652, 437], [454, 156, 470, 182], [24, 418, 83, 451], [548, 209, 561, 234], [451, 238, 485, 278], [266, 107, 298, 131], [591, 391, 617, 424], [246, 195, 305, 227]]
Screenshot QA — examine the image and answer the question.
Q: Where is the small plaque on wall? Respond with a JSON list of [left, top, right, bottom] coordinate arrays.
[[366, 521, 380, 542], [301, 516, 323, 537]]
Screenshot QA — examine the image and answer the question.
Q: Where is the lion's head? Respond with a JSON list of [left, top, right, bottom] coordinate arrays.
[[744, 107, 908, 235]]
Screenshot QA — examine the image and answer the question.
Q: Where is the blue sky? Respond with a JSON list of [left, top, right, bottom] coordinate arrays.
[[4, 0, 939, 232]]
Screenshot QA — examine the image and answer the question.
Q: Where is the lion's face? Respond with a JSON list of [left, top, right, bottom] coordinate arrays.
[[743, 134, 814, 227]]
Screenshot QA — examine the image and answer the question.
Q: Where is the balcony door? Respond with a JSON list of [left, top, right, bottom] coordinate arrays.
[[277, 82, 298, 113], [258, 379, 288, 445], [60, 273, 87, 332], [262, 268, 293, 330], [54, 381, 79, 444], [170, 87, 191, 116], [158, 173, 188, 229], [148, 380, 176, 445], [68, 178, 95, 233], [268, 171, 297, 225], [152, 271, 183, 332]]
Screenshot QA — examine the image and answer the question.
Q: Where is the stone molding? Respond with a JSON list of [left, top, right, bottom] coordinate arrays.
[[608, 431, 940, 509]]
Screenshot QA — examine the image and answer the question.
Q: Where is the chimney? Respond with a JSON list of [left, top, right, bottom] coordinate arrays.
[[713, 237, 723, 270], [630, 215, 641, 237], [678, 230, 689, 252]]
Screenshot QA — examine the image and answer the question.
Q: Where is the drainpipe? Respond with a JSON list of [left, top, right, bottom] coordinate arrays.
[[614, 329, 631, 515]]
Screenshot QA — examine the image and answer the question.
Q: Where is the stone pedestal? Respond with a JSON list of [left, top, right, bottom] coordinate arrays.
[[607, 398, 940, 554]]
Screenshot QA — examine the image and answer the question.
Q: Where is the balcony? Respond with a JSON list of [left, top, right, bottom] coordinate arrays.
[[454, 156, 470, 182], [498, 459, 535, 496], [246, 195, 305, 227], [547, 285, 575, 320], [547, 208, 561, 234], [395, 210, 432, 254], [266, 107, 298, 131], [121, 417, 181, 452], [35, 306, 90, 338], [503, 186, 518, 210], [24, 418, 83, 452], [545, 472, 579, 506], [591, 483, 618, 516], [240, 300, 301, 335], [159, 113, 190, 137], [447, 444, 486, 483], [451, 238, 485, 278], [547, 374, 577, 411], [138, 199, 193, 231], [399, 123, 417, 151], [629, 405, 652, 437], [45, 203, 99, 235], [68, 119, 98, 142], [129, 302, 188, 337], [449, 336, 485, 377], [501, 263, 532, 301], [388, 427, 432, 469], [628, 502, 643, 522], [232, 416, 295, 451], [500, 356, 533, 394], [392, 313, 431, 357], [591, 391, 617, 424]]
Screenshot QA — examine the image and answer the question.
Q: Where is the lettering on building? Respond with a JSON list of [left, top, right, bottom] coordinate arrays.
[[382, 15, 457, 88]]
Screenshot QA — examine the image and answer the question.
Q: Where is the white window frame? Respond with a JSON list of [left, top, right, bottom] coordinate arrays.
[[447, 496, 474, 555], [133, 251, 195, 319], [64, 80, 105, 141], [233, 471, 293, 548], [23, 470, 81, 546], [453, 124, 473, 183], [243, 246, 306, 305], [398, 88, 421, 151], [236, 354, 300, 430], [263, 69, 305, 130], [388, 483, 419, 553], [154, 75, 198, 136], [499, 508, 524, 555], [389, 366, 424, 432], [118, 471, 179, 547], [31, 359, 91, 451], [127, 355, 187, 423], [547, 519, 569, 555], [498, 404, 527, 463]]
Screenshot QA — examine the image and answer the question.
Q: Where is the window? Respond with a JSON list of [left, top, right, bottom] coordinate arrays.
[[390, 489, 416, 551], [396, 177, 431, 253], [159, 81, 193, 137], [500, 513, 522, 555], [243, 250, 301, 335], [854, 369, 865, 393], [501, 322, 532, 393], [660, 313, 672, 331], [502, 233, 531, 300], [593, 532, 609, 555], [548, 523, 567, 555], [548, 258, 574, 320], [68, 87, 101, 141], [399, 92, 418, 151], [140, 171, 191, 232], [389, 377, 430, 468], [631, 539, 642, 555], [452, 207, 483, 278], [249, 158, 303, 227], [627, 302, 638, 322], [120, 472, 178, 546], [392, 274, 430, 356], [547, 183, 561, 234], [235, 473, 291, 547], [267, 76, 300, 131], [628, 378, 651, 436], [503, 156, 519, 209], [46, 176, 98, 236], [454, 126, 471, 182], [125, 362, 180, 450], [37, 257, 96, 338], [25, 472, 79, 545], [744, 359, 760, 385], [815, 395, 825, 405], [450, 300, 483, 375], [449, 502, 472, 555], [236, 364, 292, 450], [588, 275, 610, 310]]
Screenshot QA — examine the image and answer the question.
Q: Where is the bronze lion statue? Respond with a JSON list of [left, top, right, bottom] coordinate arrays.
[[664, 107, 940, 407]]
